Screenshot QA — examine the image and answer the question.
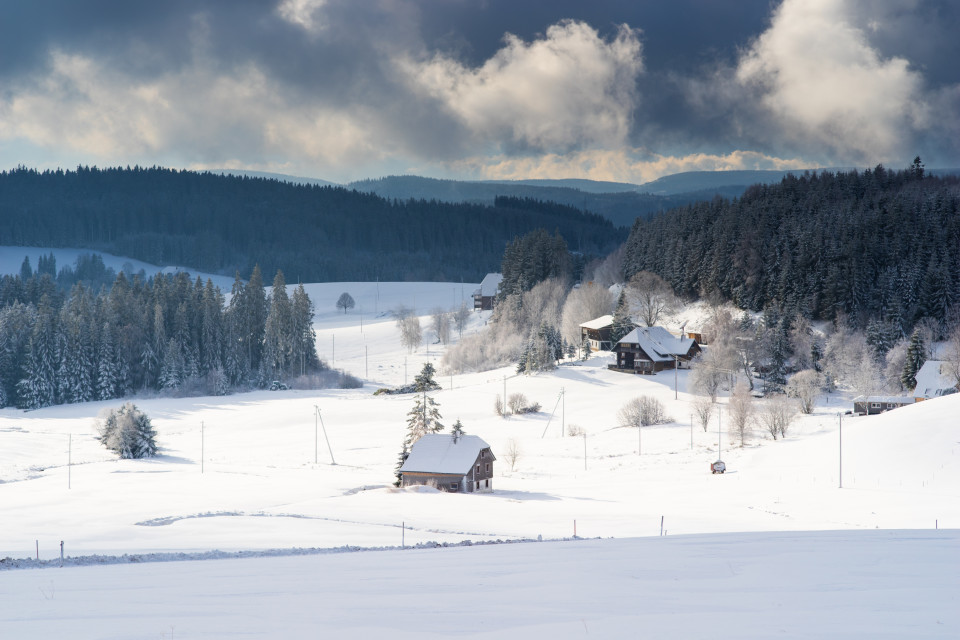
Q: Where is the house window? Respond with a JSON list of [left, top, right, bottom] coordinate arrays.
[[886, 403, 895, 409], [476, 464, 480, 474], [485, 463, 490, 473], [485, 479, 489, 488], [450, 483, 458, 491]]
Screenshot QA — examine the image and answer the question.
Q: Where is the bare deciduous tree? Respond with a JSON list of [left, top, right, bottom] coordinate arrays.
[[786, 369, 825, 414], [453, 301, 471, 339], [559, 282, 615, 346], [504, 438, 521, 472], [757, 395, 797, 440], [728, 382, 753, 447], [626, 271, 678, 327], [431, 308, 451, 345], [693, 395, 714, 432], [394, 307, 422, 353], [336, 292, 355, 314]]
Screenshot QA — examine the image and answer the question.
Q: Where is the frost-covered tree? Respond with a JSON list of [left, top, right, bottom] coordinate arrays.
[[264, 270, 294, 378], [728, 382, 753, 448], [626, 271, 678, 327], [786, 369, 825, 414], [559, 282, 614, 346], [413, 362, 441, 392], [692, 395, 714, 432], [431, 308, 451, 345], [97, 403, 157, 459], [757, 395, 797, 440]]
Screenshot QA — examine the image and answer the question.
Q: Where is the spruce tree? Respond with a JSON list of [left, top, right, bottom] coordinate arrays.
[[264, 270, 293, 379], [610, 290, 633, 344], [901, 329, 926, 390]]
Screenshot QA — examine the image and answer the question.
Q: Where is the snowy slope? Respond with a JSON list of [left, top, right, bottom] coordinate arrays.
[[2, 532, 956, 638], [1, 279, 958, 637], [0, 245, 235, 291]]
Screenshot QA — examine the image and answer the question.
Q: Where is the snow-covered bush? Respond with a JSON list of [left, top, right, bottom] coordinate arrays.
[[618, 396, 670, 428], [785, 369, 825, 414], [96, 403, 157, 459]]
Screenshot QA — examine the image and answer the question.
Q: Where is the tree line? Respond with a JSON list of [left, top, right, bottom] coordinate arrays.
[[0, 166, 623, 284], [1, 264, 322, 409], [622, 161, 960, 338]]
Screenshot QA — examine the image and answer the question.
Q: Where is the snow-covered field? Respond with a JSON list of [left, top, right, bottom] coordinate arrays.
[[1, 271, 958, 637]]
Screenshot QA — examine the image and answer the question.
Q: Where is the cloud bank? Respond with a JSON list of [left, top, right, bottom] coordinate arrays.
[[0, 0, 955, 182]]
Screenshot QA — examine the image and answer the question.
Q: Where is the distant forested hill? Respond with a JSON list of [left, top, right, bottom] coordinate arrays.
[[623, 165, 960, 332], [349, 175, 756, 227], [0, 167, 623, 282]]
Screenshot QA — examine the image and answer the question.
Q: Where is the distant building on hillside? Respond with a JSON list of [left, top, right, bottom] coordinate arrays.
[[399, 433, 495, 493], [610, 326, 700, 374], [473, 273, 502, 311], [852, 395, 915, 415], [580, 315, 616, 351], [912, 360, 959, 401]]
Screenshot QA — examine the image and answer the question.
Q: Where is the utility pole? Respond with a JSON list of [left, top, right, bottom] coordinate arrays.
[[674, 355, 679, 399], [201, 421, 205, 474], [502, 375, 506, 419], [561, 387, 565, 437], [68, 434, 72, 489], [315, 405, 336, 465], [838, 412, 843, 489], [365, 345, 368, 379], [332, 334, 335, 367]]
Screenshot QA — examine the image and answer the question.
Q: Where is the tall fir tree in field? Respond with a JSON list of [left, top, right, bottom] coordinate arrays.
[[610, 290, 633, 344], [264, 270, 293, 379], [291, 283, 318, 376], [900, 329, 926, 390]]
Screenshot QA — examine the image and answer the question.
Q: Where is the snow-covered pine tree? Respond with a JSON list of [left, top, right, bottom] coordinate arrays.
[[451, 419, 466, 441], [291, 283, 319, 375], [900, 329, 926, 390], [160, 337, 183, 390], [610, 290, 633, 344], [413, 362, 440, 391], [96, 321, 119, 400], [96, 402, 157, 459], [263, 270, 293, 378]]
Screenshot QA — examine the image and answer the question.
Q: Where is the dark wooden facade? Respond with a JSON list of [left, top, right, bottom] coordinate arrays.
[[401, 446, 495, 493], [852, 396, 915, 415]]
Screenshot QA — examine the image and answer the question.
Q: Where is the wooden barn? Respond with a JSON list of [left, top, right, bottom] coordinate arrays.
[[472, 273, 503, 311], [580, 315, 616, 351], [399, 433, 495, 493], [611, 326, 700, 375]]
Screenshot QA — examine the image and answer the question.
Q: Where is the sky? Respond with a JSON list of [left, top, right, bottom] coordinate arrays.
[[0, 0, 958, 184]]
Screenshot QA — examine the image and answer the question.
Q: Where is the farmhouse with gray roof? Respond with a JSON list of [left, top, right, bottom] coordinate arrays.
[[399, 433, 495, 493]]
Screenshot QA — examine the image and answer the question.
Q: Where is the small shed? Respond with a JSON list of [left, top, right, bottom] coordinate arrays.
[[913, 360, 959, 401], [852, 395, 915, 415], [473, 273, 503, 311], [399, 433, 495, 493], [580, 315, 615, 351], [611, 326, 700, 374]]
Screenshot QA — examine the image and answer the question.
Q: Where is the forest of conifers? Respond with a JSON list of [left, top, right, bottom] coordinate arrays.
[[0, 166, 623, 282], [623, 165, 960, 335]]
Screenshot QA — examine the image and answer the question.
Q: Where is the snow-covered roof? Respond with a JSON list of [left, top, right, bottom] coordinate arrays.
[[475, 273, 502, 297], [853, 396, 916, 405], [580, 315, 614, 330], [400, 434, 493, 475], [913, 360, 958, 398], [617, 326, 696, 362]]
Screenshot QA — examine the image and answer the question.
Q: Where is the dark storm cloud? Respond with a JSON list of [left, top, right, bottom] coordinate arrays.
[[0, 0, 957, 177]]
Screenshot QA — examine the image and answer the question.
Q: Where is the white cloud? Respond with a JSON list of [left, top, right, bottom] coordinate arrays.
[[736, 0, 930, 163], [450, 149, 812, 185], [277, 0, 328, 32], [400, 20, 643, 151], [0, 50, 384, 181]]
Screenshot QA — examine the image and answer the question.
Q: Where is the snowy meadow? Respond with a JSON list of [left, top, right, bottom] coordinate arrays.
[[1, 255, 958, 638]]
